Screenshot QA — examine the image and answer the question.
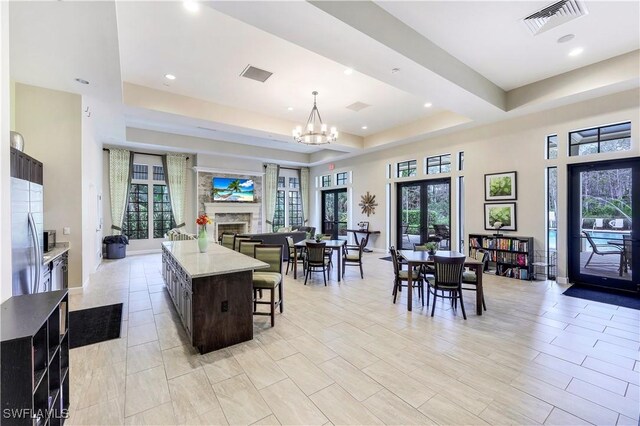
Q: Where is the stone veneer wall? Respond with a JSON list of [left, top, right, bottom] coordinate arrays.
[[197, 171, 263, 233]]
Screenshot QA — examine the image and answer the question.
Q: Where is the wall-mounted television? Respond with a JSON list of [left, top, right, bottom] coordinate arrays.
[[212, 177, 254, 202]]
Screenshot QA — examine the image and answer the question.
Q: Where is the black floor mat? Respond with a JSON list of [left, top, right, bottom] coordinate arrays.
[[563, 285, 640, 310], [69, 303, 123, 348]]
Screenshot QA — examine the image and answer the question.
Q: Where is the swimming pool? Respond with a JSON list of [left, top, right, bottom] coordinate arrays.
[[548, 229, 630, 248]]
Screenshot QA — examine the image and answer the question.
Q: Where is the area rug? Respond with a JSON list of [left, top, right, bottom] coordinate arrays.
[[380, 256, 393, 262], [69, 303, 123, 348], [563, 285, 640, 310]]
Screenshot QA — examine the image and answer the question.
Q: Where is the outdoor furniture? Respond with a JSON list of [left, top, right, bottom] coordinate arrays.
[[342, 238, 366, 279], [220, 233, 236, 250], [583, 231, 623, 272], [390, 246, 424, 306], [462, 250, 489, 311], [293, 239, 347, 281], [304, 242, 330, 286], [610, 219, 624, 230], [623, 234, 633, 274], [399, 250, 484, 315], [593, 218, 604, 229], [430, 255, 467, 319], [252, 244, 284, 327]]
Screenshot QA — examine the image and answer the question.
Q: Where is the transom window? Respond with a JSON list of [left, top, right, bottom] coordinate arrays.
[[397, 160, 417, 178], [458, 152, 464, 172], [277, 176, 285, 188], [569, 122, 631, 156], [132, 164, 148, 180], [547, 135, 558, 160], [321, 175, 331, 187], [426, 154, 451, 175], [336, 172, 348, 186]]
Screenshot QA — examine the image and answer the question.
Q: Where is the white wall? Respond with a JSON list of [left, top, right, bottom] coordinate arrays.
[[0, 1, 12, 303], [310, 89, 640, 280], [14, 83, 84, 287]]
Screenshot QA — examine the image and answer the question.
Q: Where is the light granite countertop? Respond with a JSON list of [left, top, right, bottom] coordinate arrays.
[[162, 240, 269, 278], [43, 243, 69, 265]]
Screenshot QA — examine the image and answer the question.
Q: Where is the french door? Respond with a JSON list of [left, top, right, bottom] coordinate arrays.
[[396, 178, 451, 250], [321, 189, 347, 240], [568, 158, 639, 292]]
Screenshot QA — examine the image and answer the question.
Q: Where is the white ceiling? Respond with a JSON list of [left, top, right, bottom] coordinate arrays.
[[377, 1, 640, 91]]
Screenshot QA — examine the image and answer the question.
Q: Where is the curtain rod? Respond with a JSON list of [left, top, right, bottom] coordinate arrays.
[[103, 148, 189, 160], [264, 165, 301, 171]]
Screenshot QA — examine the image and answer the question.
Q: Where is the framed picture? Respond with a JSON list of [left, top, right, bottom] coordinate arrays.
[[485, 171, 517, 201], [484, 203, 517, 231]]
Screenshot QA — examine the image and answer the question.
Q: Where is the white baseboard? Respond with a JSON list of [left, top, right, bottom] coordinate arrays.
[[557, 276, 569, 285], [128, 249, 162, 256]]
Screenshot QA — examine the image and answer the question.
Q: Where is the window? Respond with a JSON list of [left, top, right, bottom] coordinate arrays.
[[289, 177, 299, 189], [569, 122, 631, 156], [336, 172, 348, 186], [321, 175, 331, 187], [547, 135, 558, 159], [426, 154, 451, 174], [458, 152, 464, 171], [397, 160, 417, 178], [273, 190, 285, 229], [277, 176, 285, 188], [123, 157, 175, 240], [123, 184, 149, 240], [288, 191, 303, 226]]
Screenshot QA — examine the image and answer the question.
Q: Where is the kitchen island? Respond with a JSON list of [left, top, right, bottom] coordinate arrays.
[[161, 240, 268, 354]]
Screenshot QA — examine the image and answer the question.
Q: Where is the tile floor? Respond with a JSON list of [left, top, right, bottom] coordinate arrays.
[[66, 251, 640, 425]]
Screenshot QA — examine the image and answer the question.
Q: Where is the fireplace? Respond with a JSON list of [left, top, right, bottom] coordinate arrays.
[[204, 203, 262, 241]]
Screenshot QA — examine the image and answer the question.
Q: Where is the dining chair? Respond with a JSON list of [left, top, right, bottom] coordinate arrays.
[[413, 243, 436, 278], [285, 236, 305, 275], [305, 242, 329, 286], [389, 246, 424, 306], [239, 239, 263, 258], [220, 233, 236, 250], [321, 234, 334, 268], [252, 244, 284, 327], [342, 238, 366, 279], [430, 255, 467, 319], [462, 249, 488, 311], [233, 235, 251, 252]]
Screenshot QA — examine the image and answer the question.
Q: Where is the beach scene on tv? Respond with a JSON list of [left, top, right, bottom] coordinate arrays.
[[212, 177, 254, 202]]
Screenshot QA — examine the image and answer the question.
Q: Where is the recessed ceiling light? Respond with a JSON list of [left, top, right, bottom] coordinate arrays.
[[568, 47, 584, 57], [74, 78, 89, 85], [183, 1, 200, 13], [557, 34, 575, 44], [424, 102, 432, 108], [361, 126, 368, 130], [344, 68, 353, 75], [287, 107, 294, 111], [165, 74, 176, 80]]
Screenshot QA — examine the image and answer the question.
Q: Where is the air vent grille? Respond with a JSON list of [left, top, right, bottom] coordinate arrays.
[[522, 0, 588, 36], [346, 101, 371, 112], [240, 65, 273, 83]]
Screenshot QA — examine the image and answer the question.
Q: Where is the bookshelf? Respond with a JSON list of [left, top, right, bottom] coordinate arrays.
[[1, 290, 69, 425], [469, 234, 534, 280]]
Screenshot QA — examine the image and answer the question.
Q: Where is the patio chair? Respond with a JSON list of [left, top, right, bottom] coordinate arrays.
[[582, 231, 623, 269], [609, 219, 624, 230], [592, 218, 604, 230]]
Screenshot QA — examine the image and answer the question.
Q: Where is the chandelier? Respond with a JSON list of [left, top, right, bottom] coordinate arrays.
[[292, 91, 338, 145]]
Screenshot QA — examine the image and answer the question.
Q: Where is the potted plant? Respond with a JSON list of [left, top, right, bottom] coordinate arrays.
[[315, 234, 324, 242], [424, 241, 438, 255]]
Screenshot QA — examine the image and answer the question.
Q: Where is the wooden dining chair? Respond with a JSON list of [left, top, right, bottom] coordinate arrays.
[[285, 236, 305, 275], [321, 234, 334, 268], [389, 247, 424, 306], [413, 243, 436, 278], [305, 242, 329, 286], [430, 255, 467, 319], [342, 238, 366, 279], [462, 249, 488, 311], [252, 244, 284, 327]]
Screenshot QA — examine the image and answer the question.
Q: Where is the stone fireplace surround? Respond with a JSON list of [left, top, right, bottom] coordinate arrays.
[[204, 203, 262, 241]]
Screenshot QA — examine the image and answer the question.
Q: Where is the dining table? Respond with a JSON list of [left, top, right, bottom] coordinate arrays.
[[293, 239, 347, 281], [399, 249, 485, 315]]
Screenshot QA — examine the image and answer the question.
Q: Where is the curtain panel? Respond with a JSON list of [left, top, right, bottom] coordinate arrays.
[[264, 163, 279, 232], [300, 167, 310, 224], [109, 149, 131, 235], [163, 154, 187, 230]]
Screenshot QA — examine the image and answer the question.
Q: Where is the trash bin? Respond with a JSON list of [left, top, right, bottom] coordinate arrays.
[[103, 235, 129, 259]]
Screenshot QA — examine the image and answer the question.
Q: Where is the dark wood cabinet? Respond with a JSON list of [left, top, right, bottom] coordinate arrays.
[[10, 147, 43, 184], [1, 290, 69, 425]]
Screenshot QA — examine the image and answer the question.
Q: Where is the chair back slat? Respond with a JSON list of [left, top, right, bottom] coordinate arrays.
[[286, 236, 296, 256], [434, 255, 465, 286], [306, 242, 327, 264], [239, 240, 263, 258], [254, 244, 283, 273], [234, 236, 251, 251], [389, 246, 401, 276]]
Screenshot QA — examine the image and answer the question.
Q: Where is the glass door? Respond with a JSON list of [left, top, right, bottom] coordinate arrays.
[[321, 189, 347, 240], [397, 179, 451, 250], [568, 158, 639, 292]]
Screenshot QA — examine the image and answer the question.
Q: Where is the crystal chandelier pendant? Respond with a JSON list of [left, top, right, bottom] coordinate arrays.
[[292, 91, 337, 145]]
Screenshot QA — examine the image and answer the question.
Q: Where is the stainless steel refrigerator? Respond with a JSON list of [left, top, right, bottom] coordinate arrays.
[[11, 170, 45, 295]]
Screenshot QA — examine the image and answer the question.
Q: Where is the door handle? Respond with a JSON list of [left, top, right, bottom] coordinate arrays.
[[28, 213, 41, 293]]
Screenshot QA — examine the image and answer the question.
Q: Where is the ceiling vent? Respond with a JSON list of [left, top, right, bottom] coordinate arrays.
[[346, 101, 371, 112], [522, 0, 588, 36], [240, 65, 273, 83]]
